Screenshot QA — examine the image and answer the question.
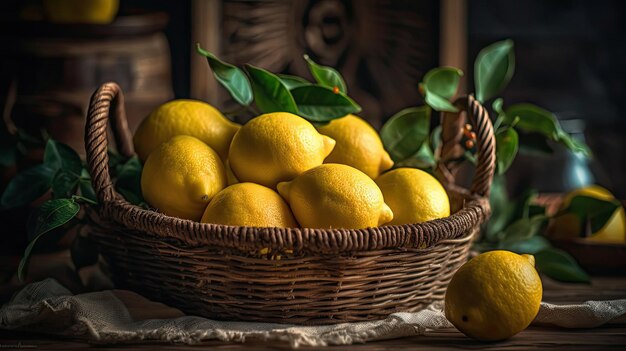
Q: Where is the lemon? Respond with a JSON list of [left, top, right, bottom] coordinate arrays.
[[201, 182, 297, 228], [549, 185, 626, 243], [43, 0, 119, 24], [445, 250, 543, 341], [133, 99, 240, 161], [375, 168, 450, 225], [141, 135, 226, 221], [229, 112, 335, 188], [277, 163, 393, 229], [316, 114, 394, 178]]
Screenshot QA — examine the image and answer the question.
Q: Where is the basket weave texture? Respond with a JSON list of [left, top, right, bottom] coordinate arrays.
[[85, 82, 496, 325]]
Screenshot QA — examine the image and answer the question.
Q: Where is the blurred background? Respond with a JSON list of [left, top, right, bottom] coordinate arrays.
[[0, 0, 625, 254]]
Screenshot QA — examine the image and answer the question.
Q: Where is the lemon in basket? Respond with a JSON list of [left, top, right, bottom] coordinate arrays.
[[201, 182, 298, 228], [141, 135, 226, 221], [548, 185, 626, 243], [277, 163, 393, 229], [445, 250, 543, 341], [133, 99, 240, 161], [316, 114, 394, 178], [375, 168, 450, 225], [228, 112, 335, 188]]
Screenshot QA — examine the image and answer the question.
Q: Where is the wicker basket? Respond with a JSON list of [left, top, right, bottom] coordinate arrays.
[[84, 82, 496, 325]]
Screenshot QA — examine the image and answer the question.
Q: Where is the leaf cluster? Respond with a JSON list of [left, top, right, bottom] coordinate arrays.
[[196, 45, 360, 122], [1, 139, 144, 280]]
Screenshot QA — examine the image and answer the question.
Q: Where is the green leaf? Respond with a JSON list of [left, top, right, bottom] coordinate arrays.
[[504, 104, 589, 157], [475, 39, 515, 102], [79, 168, 97, 203], [278, 74, 311, 90], [51, 170, 79, 199], [504, 104, 560, 139], [424, 91, 459, 112], [245, 65, 298, 114], [422, 67, 463, 100], [196, 44, 253, 106], [499, 235, 551, 255], [395, 142, 436, 169], [485, 174, 513, 241], [565, 195, 621, 234], [495, 127, 519, 175], [430, 125, 442, 153], [291, 85, 361, 122], [303, 55, 347, 93], [380, 106, 431, 162], [43, 140, 82, 176], [557, 130, 592, 157], [18, 198, 80, 281], [115, 156, 144, 205], [498, 215, 547, 243], [535, 248, 590, 283], [492, 98, 504, 115], [0, 164, 55, 209]]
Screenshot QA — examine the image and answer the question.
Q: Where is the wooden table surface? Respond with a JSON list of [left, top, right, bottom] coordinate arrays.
[[1, 266, 625, 350]]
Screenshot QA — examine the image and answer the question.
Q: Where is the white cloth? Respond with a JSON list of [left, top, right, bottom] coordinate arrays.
[[1, 279, 625, 348]]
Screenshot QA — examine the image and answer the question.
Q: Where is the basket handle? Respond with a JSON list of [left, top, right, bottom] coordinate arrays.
[[85, 82, 134, 204], [440, 95, 496, 198]]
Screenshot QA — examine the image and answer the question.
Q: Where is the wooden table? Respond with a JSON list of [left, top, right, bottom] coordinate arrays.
[[1, 266, 625, 350]]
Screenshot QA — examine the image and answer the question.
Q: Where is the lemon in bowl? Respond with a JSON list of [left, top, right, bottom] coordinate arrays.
[[141, 135, 226, 221], [277, 163, 393, 229], [228, 112, 335, 188], [375, 168, 450, 225]]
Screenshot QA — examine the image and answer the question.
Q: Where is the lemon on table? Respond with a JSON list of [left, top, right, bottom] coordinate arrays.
[[375, 168, 450, 225], [141, 135, 226, 221], [445, 250, 543, 341], [201, 182, 297, 228], [549, 185, 626, 243], [229, 112, 335, 188], [316, 114, 394, 178], [133, 99, 240, 161], [277, 163, 393, 229], [43, 0, 119, 24]]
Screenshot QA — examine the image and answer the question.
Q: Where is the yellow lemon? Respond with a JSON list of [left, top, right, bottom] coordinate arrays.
[[229, 112, 335, 188], [316, 114, 393, 178], [375, 168, 450, 225], [43, 0, 119, 24], [445, 251, 543, 341], [277, 163, 393, 229], [141, 135, 226, 221], [549, 185, 625, 243], [133, 99, 240, 161], [201, 182, 298, 228]]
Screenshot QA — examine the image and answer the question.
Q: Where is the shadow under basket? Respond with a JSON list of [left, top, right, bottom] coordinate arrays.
[[84, 82, 496, 325]]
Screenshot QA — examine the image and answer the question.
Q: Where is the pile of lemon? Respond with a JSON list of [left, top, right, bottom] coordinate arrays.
[[133, 100, 450, 229]]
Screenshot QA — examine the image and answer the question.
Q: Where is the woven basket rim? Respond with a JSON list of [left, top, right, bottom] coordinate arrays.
[[94, 195, 489, 253], [85, 82, 496, 255]]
